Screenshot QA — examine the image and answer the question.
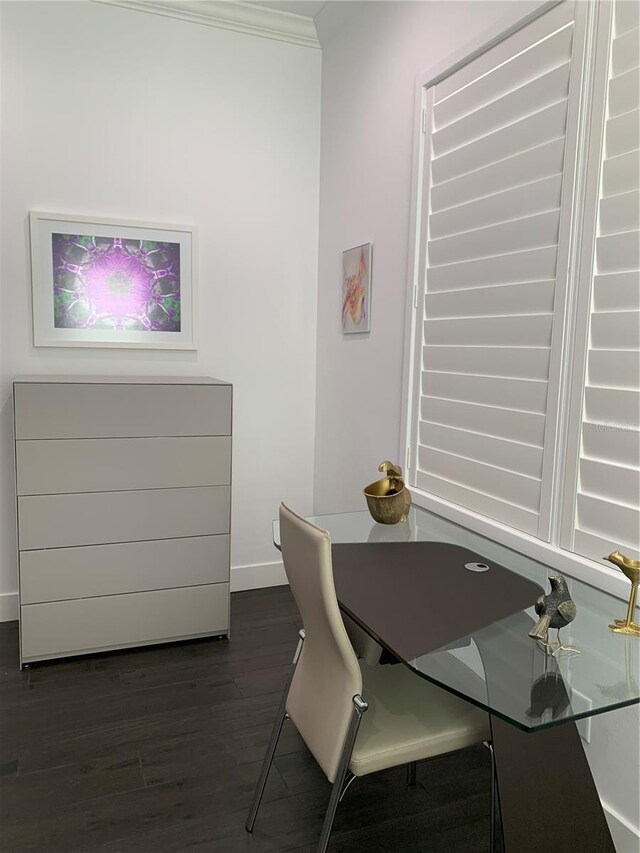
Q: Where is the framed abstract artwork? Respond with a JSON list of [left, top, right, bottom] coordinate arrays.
[[341, 242, 372, 333], [29, 212, 196, 349]]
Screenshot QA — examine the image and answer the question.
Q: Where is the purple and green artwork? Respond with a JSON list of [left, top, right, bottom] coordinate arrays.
[[52, 233, 181, 332]]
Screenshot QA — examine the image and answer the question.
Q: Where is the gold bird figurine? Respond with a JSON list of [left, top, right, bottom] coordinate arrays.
[[604, 551, 640, 637]]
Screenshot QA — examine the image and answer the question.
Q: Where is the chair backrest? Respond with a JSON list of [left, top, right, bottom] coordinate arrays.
[[279, 503, 362, 783]]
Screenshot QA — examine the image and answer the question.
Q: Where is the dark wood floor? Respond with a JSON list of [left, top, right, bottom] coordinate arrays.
[[0, 587, 491, 852]]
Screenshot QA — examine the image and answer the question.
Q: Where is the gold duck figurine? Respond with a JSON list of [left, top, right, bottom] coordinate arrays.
[[604, 551, 640, 637], [363, 461, 411, 524]]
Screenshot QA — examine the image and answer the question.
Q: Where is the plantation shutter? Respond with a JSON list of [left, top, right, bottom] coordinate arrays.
[[409, 2, 580, 537], [565, 0, 640, 561]]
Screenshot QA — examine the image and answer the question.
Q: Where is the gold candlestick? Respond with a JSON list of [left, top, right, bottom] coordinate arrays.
[[604, 551, 640, 637]]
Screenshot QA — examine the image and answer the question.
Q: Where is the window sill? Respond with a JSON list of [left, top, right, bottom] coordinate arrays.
[[411, 488, 636, 606]]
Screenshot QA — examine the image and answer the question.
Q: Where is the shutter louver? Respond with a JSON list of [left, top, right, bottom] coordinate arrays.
[[571, 0, 640, 561], [411, 2, 577, 536]]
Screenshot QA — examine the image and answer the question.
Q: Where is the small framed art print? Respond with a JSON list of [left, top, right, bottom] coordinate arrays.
[[341, 242, 372, 334]]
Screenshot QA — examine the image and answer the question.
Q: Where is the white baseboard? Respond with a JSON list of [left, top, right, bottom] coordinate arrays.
[[604, 803, 640, 853], [230, 560, 287, 593], [0, 592, 19, 622]]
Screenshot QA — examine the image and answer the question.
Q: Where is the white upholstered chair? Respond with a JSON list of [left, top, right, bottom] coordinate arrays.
[[245, 503, 491, 853]]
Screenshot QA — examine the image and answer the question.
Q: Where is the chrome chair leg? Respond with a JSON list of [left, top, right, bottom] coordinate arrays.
[[245, 629, 305, 833], [406, 761, 417, 787], [316, 695, 368, 853]]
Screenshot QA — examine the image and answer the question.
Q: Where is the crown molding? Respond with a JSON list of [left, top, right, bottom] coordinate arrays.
[[94, 0, 321, 48]]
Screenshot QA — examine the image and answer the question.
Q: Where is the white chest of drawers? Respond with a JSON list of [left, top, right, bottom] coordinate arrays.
[[13, 375, 232, 666]]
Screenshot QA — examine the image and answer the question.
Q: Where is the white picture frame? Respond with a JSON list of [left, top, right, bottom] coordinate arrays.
[[29, 211, 197, 349], [341, 242, 372, 334]]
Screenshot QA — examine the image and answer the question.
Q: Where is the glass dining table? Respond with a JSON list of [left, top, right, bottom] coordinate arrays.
[[273, 506, 640, 853]]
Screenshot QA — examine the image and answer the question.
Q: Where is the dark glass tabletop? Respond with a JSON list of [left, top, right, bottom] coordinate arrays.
[[273, 507, 640, 733]]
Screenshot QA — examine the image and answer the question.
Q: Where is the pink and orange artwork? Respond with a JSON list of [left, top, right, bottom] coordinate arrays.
[[341, 242, 372, 333]]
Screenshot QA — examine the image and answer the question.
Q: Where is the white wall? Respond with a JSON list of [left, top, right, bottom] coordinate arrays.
[[313, 0, 518, 512], [0, 0, 321, 614], [313, 2, 639, 848]]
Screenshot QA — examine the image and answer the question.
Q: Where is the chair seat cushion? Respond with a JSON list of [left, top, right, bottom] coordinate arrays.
[[350, 660, 490, 777]]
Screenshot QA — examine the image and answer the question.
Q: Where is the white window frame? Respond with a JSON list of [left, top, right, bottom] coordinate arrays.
[[400, 0, 632, 602]]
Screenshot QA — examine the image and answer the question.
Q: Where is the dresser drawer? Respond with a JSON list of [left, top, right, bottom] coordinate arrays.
[[14, 382, 231, 439], [20, 583, 230, 661], [18, 486, 230, 550], [20, 535, 229, 604], [16, 436, 231, 495]]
